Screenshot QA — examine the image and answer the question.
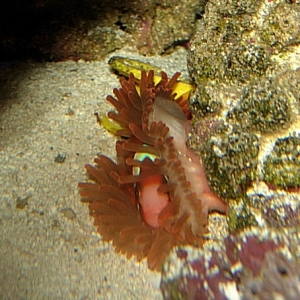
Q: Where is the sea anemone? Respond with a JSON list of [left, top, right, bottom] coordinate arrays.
[[78, 70, 226, 270]]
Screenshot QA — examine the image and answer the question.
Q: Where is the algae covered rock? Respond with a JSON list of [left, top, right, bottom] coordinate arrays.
[[0, 0, 203, 60], [200, 124, 260, 200], [187, 0, 300, 231], [226, 77, 291, 133], [263, 135, 300, 189], [188, 0, 300, 85], [160, 1, 300, 297]]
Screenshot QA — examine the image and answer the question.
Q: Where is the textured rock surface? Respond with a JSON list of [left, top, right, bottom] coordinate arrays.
[[187, 0, 300, 230], [161, 1, 300, 298], [0, 0, 202, 60], [161, 228, 300, 300]]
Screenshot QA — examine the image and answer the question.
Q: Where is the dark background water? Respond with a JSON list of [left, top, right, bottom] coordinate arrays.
[[0, 0, 123, 60]]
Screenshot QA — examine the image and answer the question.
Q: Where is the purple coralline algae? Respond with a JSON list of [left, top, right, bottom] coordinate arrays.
[[161, 229, 300, 300]]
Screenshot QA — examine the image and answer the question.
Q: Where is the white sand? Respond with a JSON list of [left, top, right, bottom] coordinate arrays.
[[0, 48, 189, 299]]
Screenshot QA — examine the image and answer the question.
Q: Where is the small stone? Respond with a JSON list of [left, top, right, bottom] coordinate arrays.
[[16, 196, 29, 209], [60, 207, 76, 220], [54, 153, 66, 163]]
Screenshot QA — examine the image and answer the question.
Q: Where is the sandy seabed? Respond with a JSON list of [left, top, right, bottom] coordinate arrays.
[[0, 48, 190, 299]]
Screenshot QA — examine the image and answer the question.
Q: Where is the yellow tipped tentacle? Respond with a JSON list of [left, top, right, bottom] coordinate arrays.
[[103, 56, 195, 134], [109, 56, 195, 100]]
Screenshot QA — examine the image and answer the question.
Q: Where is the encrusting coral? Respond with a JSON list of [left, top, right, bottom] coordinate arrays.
[[79, 70, 226, 270]]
